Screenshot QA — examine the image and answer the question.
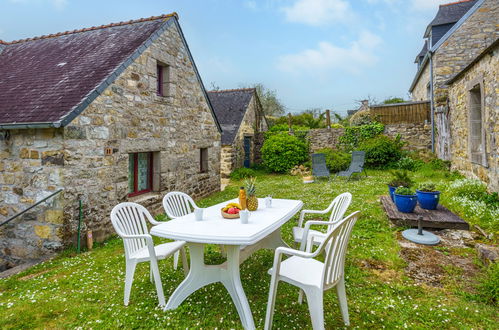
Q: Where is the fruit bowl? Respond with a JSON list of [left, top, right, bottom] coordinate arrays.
[[221, 208, 240, 219]]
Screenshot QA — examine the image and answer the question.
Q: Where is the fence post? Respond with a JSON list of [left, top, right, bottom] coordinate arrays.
[[325, 109, 331, 129]]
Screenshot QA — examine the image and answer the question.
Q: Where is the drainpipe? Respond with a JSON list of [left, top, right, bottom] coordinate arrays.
[[429, 51, 435, 153]]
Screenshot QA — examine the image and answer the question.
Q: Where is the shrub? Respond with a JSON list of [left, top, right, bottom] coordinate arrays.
[[358, 135, 403, 168], [314, 148, 351, 173], [429, 158, 451, 170], [388, 170, 414, 187], [339, 123, 385, 150], [230, 167, 257, 180], [268, 124, 309, 132], [448, 179, 488, 201], [349, 110, 378, 126], [395, 187, 415, 195], [395, 156, 424, 171], [261, 134, 309, 173], [418, 183, 437, 192]]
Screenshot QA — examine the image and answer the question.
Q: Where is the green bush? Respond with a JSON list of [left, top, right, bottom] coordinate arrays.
[[261, 134, 309, 173], [230, 167, 257, 180], [339, 123, 385, 149], [428, 158, 451, 170], [387, 170, 414, 187], [418, 183, 438, 192], [268, 124, 309, 132], [395, 186, 415, 195], [395, 156, 424, 171], [314, 148, 351, 173], [358, 135, 403, 169]]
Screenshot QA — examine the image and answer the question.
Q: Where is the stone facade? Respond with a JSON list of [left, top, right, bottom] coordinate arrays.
[[0, 21, 221, 268], [307, 128, 344, 152], [447, 42, 498, 192], [220, 94, 267, 179], [411, 62, 430, 101], [384, 123, 432, 151]]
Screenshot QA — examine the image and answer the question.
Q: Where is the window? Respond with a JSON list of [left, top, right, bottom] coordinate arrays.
[[200, 148, 208, 173], [128, 152, 153, 196], [469, 85, 486, 166], [156, 62, 170, 96]]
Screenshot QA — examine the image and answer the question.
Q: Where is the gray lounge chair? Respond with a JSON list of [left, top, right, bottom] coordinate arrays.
[[337, 151, 367, 181], [312, 153, 330, 180]]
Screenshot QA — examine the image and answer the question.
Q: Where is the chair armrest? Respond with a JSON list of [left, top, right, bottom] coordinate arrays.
[[297, 208, 330, 227], [299, 220, 338, 251], [122, 233, 153, 241], [275, 246, 314, 259]]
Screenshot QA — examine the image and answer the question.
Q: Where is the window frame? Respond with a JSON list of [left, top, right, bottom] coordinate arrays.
[[156, 61, 170, 97], [467, 78, 487, 167], [200, 148, 208, 173], [128, 152, 154, 197], [156, 64, 164, 96]]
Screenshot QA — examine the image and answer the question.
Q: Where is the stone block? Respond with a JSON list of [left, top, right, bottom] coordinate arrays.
[[45, 210, 64, 224], [19, 148, 29, 159], [34, 225, 51, 239], [65, 126, 87, 139]]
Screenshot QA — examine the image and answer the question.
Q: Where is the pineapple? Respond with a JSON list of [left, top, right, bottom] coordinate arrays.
[[245, 177, 258, 211]]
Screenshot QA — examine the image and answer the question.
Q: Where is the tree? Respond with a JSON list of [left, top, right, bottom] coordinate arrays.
[[242, 83, 286, 117], [383, 97, 406, 104]]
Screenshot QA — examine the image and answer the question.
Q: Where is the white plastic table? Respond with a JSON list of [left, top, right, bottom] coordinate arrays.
[[150, 198, 303, 330]]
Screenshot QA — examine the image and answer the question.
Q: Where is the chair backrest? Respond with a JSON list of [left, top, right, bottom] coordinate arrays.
[[316, 211, 359, 287], [348, 151, 365, 172], [111, 202, 152, 258], [311, 153, 330, 177], [327, 192, 352, 228], [162, 192, 197, 219]]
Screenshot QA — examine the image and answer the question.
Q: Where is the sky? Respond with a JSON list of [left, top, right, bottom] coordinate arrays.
[[0, 0, 451, 115]]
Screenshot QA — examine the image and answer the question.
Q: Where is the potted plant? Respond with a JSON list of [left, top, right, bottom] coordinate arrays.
[[416, 183, 440, 210], [394, 186, 418, 213], [387, 170, 414, 201], [302, 170, 314, 183]]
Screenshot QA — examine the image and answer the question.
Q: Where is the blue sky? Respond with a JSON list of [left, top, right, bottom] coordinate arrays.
[[0, 0, 448, 114]]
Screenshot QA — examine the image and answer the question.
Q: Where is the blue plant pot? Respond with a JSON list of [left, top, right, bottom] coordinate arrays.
[[388, 185, 397, 202], [416, 190, 440, 210], [394, 194, 418, 213]]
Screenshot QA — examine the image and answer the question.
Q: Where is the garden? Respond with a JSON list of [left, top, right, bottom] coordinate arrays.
[[1, 118, 498, 329]]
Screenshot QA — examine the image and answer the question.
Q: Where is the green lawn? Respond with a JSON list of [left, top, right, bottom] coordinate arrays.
[[0, 170, 497, 329]]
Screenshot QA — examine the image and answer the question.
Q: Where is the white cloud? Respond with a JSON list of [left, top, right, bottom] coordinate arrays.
[[410, 0, 450, 11], [281, 0, 354, 26], [277, 31, 382, 74], [244, 1, 257, 10], [7, 0, 68, 10]]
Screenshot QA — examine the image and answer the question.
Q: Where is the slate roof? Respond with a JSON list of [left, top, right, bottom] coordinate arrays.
[[414, 41, 428, 63], [424, 0, 477, 37], [207, 88, 255, 145], [0, 13, 221, 131]]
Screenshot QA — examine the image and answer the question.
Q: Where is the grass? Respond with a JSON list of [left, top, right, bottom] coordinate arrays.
[[0, 169, 497, 329]]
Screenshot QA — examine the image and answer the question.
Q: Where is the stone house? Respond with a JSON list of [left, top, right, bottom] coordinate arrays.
[[446, 39, 498, 192], [0, 13, 222, 270], [207, 88, 268, 180], [407, 0, 498, 186]]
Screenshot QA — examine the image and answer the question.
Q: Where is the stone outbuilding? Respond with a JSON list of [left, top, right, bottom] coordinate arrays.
[[446, 39, 499, 192], [0, 13, 222, 270], [407, 0, 498, 186], [207, 88, 268, 180]]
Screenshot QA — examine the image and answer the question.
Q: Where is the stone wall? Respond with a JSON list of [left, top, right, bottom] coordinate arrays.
[[447, 43, 498, 192], [433, 0, 498, 102], [411, 61, 430, 101], [384, 123, 432, 151], [220, 94, 267, 179], [307, 128, 344, 152], [0, 21, 221, 268]]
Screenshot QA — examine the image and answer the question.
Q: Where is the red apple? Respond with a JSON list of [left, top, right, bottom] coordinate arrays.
[[228, 207, 238, 214]]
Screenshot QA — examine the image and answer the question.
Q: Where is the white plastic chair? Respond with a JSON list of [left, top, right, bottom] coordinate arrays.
[[111, 202, 188, 307], [265, 211, 360, 330], [162, 192, 199, 268], [292, 192, 352, 247]]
